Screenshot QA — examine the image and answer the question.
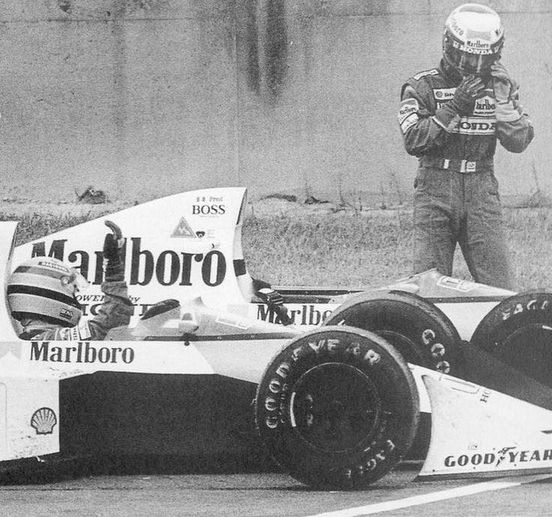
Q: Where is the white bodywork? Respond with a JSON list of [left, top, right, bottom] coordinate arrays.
[[414, 366, 552, 479], [0, 212, 292, 462]]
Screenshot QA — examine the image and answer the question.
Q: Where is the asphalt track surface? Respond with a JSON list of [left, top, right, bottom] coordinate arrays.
[[2, 465, 552, 517]]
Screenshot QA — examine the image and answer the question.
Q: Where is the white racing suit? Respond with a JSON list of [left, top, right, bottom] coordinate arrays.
[[399, 60, 534, 289], [18, 280, 133, 341]]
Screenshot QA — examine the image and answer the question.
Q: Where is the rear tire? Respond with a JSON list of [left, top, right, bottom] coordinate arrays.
[[324, 290, 463, 376], [254, 326, 419, 490], [471, 291, 552, 388]]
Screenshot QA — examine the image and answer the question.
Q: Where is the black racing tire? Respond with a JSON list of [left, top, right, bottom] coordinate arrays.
[[471, 291, 552, 388], [323, 290, 463, 376], [254, 326, 419, 490]]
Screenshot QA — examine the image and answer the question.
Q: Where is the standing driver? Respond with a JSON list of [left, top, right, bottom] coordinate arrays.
[[8, 221, 133, 340], [398, 3, 534, 289]]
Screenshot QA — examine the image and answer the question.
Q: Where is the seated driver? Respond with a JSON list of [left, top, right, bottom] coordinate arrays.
[[7, 221, 133, 341]]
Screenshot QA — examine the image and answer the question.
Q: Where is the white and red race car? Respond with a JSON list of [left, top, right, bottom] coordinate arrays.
[[2, 187, 552, 489]]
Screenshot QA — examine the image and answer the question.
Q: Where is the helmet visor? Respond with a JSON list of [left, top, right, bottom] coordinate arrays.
[[60, 270, 90, 296], [456, 52, 497, 76], [444, 41, 498, 76]]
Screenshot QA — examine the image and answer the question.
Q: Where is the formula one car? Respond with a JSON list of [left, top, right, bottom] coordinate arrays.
[[3, 187, 552, 489]]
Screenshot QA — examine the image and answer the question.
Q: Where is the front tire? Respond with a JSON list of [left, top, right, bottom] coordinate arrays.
[[254, 326, 419, 490]]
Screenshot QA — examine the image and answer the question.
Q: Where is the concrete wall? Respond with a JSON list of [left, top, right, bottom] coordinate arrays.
[[1, 0, 550, 203]]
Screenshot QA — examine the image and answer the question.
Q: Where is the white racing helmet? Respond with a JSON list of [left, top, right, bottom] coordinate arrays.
[[443, 3, 504, 76], [8, 257, 88, 326]]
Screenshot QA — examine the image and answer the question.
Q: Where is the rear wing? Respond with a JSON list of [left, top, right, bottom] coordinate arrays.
[[13, 188, 255, 325]]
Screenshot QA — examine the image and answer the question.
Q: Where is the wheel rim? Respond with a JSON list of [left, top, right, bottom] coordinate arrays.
[[288, 362, 382, 454], [495, 324, 552, 387], [376, 330, 427, 365]]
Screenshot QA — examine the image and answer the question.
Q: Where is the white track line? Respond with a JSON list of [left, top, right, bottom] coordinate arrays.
[[306, 473, 552, 517]]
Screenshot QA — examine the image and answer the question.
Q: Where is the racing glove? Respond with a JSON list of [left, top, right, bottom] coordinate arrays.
[[253, 279, 293, 326], [103, 220, 125, 282], [433, 75, 485, 131], [491, 62, 523, 122]]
